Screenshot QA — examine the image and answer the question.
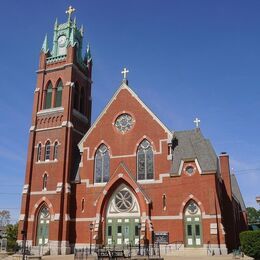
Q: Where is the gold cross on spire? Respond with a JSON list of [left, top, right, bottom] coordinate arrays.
[[66, 6, 76, 20]]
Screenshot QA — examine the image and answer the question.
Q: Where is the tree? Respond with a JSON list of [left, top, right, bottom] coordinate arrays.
[[5, 223, 18, 252], [247, 207, 260, 224], [0, 210, 10, 227]]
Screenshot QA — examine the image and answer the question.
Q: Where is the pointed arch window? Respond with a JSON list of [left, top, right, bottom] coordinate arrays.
[[37, 143, 42, 161], [36, 205, 50, 245], [94, 144, 110, 183], [53, 142, 58, 160], [79, 87, 85, 114], [44, 82, 53, 109], [44, 141, 51, 161], [137, 139, 154, 180], [54, 80, 63, 107], [43, 174, 47, 190], [74, 83, 80, 110]]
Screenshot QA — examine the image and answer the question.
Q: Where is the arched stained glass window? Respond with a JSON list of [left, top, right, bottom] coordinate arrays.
[[94, 144, 110, 183], [37, 144, 42, 161], [54, 80, 63, 107], [74, 83, 80, 110], [44, 82, 53, 109], [36, 206, 50, 245], [43, 174, 47, 190], [45, 141, 51, 161], [137, 139, 154, 180], [53, 142, 58, 160], [79, 87, 85, 114]]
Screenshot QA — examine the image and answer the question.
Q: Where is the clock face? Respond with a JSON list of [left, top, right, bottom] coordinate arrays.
[[58, 35, 66, 47]]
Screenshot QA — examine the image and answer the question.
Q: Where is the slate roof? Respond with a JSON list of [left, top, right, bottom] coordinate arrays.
[[171, 129, 218, 174], [231, 173, 246, 211]]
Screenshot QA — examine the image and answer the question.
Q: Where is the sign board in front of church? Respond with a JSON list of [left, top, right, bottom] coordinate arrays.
[[154, 232, 169, 244]]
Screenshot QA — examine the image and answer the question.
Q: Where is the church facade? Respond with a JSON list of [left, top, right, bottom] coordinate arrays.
[[18, 9, 247, 255]]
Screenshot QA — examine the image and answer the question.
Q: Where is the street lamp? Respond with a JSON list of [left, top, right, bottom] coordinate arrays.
[[138, 223, 141, 255], [89, 223, 94, 255], [21, 230, 27, 260], [256, 196, 260, 205]]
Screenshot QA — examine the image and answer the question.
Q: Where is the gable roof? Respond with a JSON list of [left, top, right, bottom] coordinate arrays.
[[171, 129, 218, 174], [78, 82, 172, 152], [231, 173, 246, 211]]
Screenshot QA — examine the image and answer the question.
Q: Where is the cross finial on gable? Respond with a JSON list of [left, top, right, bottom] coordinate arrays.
[[66, 6, 76, 21], [121, 67, 129, 85], [194, 117, 201, 128]]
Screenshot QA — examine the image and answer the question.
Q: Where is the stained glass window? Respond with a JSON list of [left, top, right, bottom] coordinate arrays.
[[137, 139, 154, 180], [45, 141, 51, 161], [54, 80, 63, 107], [187, 201, 198, 214], [44, 82, 53, 109], [94, 144, 110, 183], [115, 190, 133, 212], [37, 144, 41, 161], [115, 114, 134, 133], [53, 142, 58, 160]]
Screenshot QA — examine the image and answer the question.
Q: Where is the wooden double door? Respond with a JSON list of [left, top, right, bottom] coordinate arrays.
[[184, 215, 203, 247], [106, 217, 140, 246]]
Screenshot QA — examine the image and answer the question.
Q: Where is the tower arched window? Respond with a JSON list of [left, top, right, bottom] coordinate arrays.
[[81, 198, 85, 212], [79, 87, 85, 114], [37, 143, 42, 161], [43, 174, 47, 190], [74, 83, 80, 110], [54, 80, 63, 107], [53, 142, 58, 160], [44, 141, 51, 161], [137, 139, 154, 180], [44, 82, 53, 109], [94, 144, 110, 183]]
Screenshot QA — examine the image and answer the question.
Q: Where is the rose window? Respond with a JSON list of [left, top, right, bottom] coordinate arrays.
[[115, 114, 134, 133], [115, 190, 133, 212], [187, 201, 198, 214]]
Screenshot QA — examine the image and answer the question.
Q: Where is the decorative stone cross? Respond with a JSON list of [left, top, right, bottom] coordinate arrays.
[[194, 117, 201, 128], [121, 68, 129, 80], [66, 6, 76, 20]]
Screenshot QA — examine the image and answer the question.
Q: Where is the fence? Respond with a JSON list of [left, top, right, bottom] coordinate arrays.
[[74, 243, 161, 259]]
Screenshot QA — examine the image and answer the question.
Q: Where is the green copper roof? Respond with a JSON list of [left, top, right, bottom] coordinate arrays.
[[41, 34, 49, 53]]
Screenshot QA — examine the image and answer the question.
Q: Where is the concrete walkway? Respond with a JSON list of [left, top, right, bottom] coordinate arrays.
[[41, 254, 253, 260]]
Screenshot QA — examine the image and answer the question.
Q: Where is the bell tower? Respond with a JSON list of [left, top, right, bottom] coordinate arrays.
[[18, 7, 92, 254]]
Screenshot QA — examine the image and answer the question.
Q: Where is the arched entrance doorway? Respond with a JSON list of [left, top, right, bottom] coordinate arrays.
[[36, 205, 50, 246], [184, 200, 203, 247], [106, 185, 140, 246]]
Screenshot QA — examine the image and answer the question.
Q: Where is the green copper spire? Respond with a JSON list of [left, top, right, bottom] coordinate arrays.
[[80, 25, 84, 36], [41, 34, 49, 53], [54, 18, 58, 29], [84, 43, 92, 62]]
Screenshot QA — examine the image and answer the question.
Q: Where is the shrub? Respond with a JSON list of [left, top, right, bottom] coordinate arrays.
[[240, 230, 260, 260]]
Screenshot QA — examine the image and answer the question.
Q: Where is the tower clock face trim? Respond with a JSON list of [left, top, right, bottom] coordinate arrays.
[[58, 35, 66, 47], [114, 113, 134, 134]]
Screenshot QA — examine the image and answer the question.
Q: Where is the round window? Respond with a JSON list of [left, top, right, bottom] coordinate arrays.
[[115, 190, 133, 212], [187, 201, 198, 214], [185, 166, 194, 175], [115, 114, 134, 133]]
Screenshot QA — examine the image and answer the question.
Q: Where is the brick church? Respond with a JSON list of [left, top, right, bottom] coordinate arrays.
[[18, 7, 247, 256]]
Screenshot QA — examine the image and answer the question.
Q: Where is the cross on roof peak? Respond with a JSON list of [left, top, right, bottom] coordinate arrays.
[[66, 6, 76, 20], [121, 67, 129, 80], [194, 117, 201, 128]]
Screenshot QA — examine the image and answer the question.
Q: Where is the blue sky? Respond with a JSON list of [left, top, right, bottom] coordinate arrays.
[[0, 0, 259, 222]]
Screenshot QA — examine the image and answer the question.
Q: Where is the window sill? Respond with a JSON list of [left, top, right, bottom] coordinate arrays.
[[36, 160, 58, 164], [37, 107, 64, 116], [137, 179, 155, 184]]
